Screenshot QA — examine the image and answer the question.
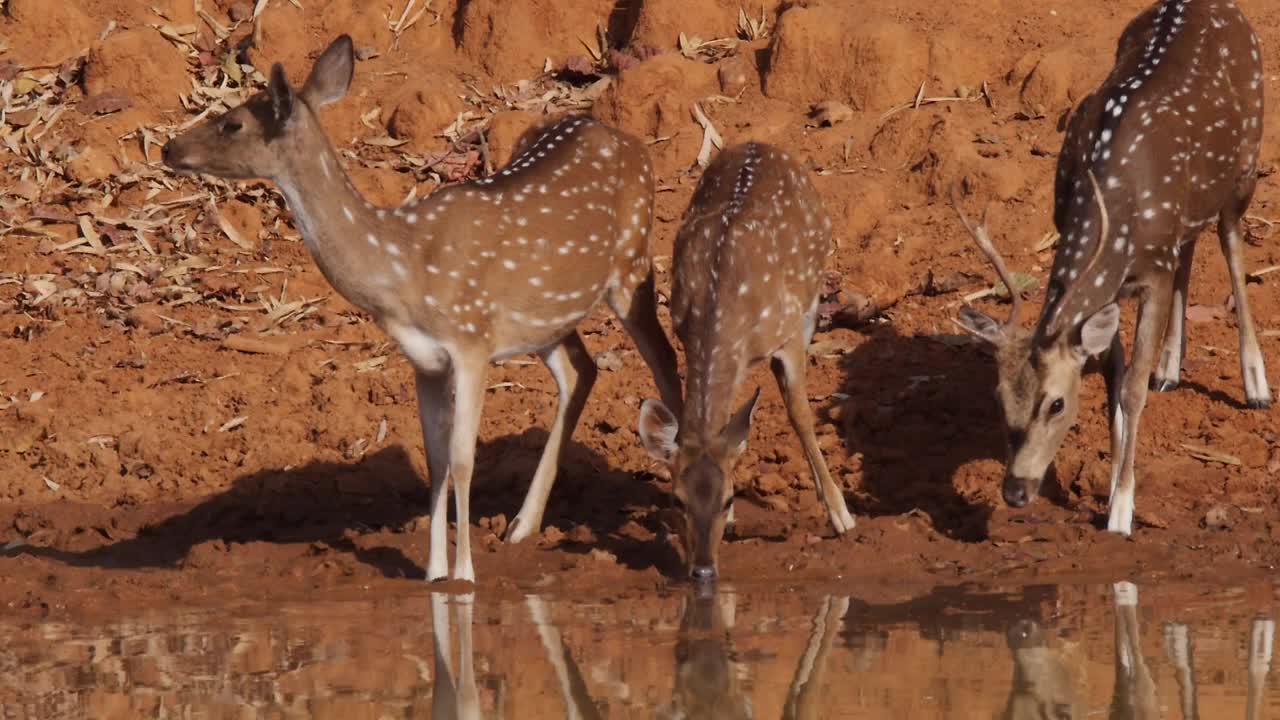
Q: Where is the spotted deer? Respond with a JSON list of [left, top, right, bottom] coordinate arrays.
[[637, 142, 855, 581], [162, 36, 682, 582], [954, 0, 1269, 535]]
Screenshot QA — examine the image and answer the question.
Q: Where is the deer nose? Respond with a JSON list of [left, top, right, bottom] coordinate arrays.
[[161, 140, 176, 165], [690, 565, 717, 582], [1003, 481, 1031, 508]]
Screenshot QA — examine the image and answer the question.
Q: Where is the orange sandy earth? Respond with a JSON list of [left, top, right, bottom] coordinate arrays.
[[0, 0, 1279, 618]]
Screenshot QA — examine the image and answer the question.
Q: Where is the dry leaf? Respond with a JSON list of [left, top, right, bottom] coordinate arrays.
[[1180, 443, 1241, 466], [218, 416, 249, 433]]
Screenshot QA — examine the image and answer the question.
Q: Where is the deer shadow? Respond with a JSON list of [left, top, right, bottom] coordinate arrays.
[[835, 324, 1016, 541], [3, 427, 680, 578]]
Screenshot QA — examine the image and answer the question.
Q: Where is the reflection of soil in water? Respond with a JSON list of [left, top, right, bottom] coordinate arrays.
[[2, 582, 1276, 718]]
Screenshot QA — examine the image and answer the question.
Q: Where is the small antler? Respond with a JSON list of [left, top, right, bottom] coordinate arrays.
[[949, 182, 1022, 334], [1045, 169, 1109, 336]]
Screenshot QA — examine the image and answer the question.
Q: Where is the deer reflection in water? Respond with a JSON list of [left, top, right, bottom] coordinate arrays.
[[429, 589, 849, 719], [1004, 582, 1275, 720]]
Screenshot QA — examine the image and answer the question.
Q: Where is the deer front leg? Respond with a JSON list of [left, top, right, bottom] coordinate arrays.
[[608, 271, 684, 417], [417, 370, 455, 582], [507, 332, 598, 543], [446, 354, 488, 583], [1219, 215, 1272, 409], [1108, 284, 1171, 535], [771, 336, 855, 535], [1152, 237, 1196, 392], [1104, 332, 1127, 503]]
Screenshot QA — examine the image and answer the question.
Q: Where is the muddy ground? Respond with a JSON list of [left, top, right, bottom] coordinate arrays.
[[1, 0, 1279, 619]]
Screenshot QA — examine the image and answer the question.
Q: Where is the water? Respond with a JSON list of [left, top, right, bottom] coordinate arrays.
[[2, 581, 1278, 718]]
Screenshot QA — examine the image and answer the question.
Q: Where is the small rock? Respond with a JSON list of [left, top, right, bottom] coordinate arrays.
[[228, 3, 253, 21], [810, 100, 854, 127], [488, 513, 508, 538], [541, 525, 566, 546], [1268, 448, 1280, 475], [1202, 505, 1234, 531], [755, 472, 788, 494], [595, 351, 624, 372], [762, 495, 790, 513], [717, 55, 752, 95], [567, 524, 596, 545]]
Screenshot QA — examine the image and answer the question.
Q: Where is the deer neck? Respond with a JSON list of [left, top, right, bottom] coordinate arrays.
[[271, 110, 411, 320], [680, 333, 744, 446]]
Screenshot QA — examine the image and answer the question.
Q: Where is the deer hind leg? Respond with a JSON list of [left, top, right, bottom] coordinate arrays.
[[1108, 282, 1171, 535], [607, 270, 683, 417], [417, 370, 455, 582], [771, 336, 855, 535], [1219, 213, 1272, 408], [506, 332, 598, 544], [1152, 236, 1197, 392], [445, 355, 488, 583], [1163, 622, 1199, 720]]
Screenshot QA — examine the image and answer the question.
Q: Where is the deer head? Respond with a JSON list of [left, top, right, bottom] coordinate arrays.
[[637, 388, 761, 581], [162, 35, 354, 180], [952, 177, 1121, 508]]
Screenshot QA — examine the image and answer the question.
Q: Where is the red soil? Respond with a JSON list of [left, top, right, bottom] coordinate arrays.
[[0, 0, 1278, 617]]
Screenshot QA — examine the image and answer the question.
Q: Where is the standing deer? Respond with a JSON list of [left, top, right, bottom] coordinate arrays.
[[636, 142, 856, 581], [954, 0, 1269, 534], [161, 36, 683, 582]]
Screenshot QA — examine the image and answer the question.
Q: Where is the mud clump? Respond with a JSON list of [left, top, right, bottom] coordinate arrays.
[[1010, 49, 1092, 119], [386, 73, 466, 153], [458, 0, 613, 81], [594, 53, 716, 175], [85, 29, 189, 114], [485, 110, 544, 168], [3, 0, 97, 66], [765, 8, 927, 110]]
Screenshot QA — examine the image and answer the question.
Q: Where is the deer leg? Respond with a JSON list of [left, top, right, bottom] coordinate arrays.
[[771, 336, 856, 534], [1108, 283, 1170, 535], [1152, 237, 1197, 392], [1248, 618, 1274, 720], [417, 369, 455, 581], [430, 592, 458, 717], [1163, 623, 1198, 720], [1219, 214, 1272, 408], [507, 332, 598, 543], [608, 271, 683, 417], [1103, 333, 1127, 502], [455, 594, 482, 719], [446, 357, 488, 583]]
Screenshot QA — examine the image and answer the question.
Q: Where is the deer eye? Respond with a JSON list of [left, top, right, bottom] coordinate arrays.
[[220, 119, 243, 136], [1048, 398, 1065, 417]]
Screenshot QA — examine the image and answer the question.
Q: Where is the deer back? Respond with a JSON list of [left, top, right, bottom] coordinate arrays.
[[671, 142, 832, 435], [1041, 0, 1262, 337]]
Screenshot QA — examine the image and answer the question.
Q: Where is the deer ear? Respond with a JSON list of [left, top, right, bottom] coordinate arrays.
[[267, 63, 294, 127], [638, 399, 679, 467], [300, 35, 354, 108], [723, 387, 761, 457], [1076, 303, 1120, 357], [955, 305, 1007, 347]]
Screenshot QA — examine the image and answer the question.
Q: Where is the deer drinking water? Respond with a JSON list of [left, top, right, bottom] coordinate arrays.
[[953, 0, 1269, 534], [162, 36, 682, 582], [636, 142, 856, 581]]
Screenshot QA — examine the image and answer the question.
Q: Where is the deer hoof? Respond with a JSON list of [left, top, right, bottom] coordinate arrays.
[[1247, 397, 1272, 410], [1149, 377, 1179, 392]]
